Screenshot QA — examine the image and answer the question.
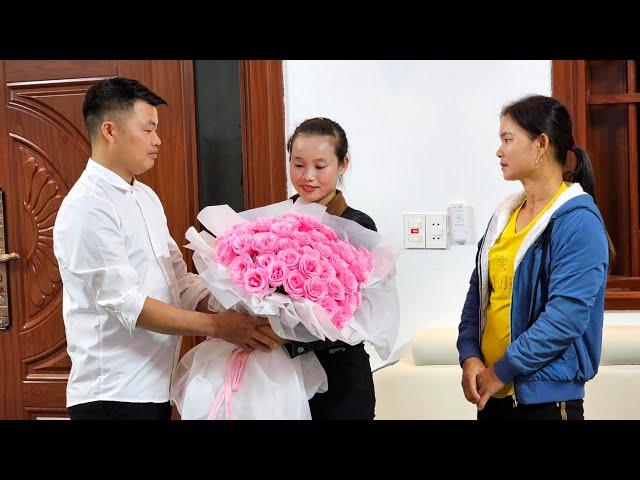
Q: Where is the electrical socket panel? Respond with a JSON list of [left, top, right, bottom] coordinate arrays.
[[426, 213, 447, 249]]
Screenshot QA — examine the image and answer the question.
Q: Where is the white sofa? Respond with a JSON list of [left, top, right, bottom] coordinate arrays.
[[373, 325, 640, 420]]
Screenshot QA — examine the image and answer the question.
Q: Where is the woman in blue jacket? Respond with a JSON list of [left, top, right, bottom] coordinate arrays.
[[457, 95, 611, 420]]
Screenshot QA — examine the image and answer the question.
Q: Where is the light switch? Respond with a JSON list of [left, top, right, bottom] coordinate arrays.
[[403, 213, 426, 249], [426, 213, 447, 249]]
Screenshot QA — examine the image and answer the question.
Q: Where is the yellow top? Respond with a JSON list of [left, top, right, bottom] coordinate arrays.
[[482, 182, 568, 397]]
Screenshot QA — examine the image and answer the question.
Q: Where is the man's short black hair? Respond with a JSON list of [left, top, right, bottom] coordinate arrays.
[[82, 77, 167, 140]]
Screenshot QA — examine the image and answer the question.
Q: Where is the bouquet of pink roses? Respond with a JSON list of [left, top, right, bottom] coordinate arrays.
[[215, 211, 374, 330], [170, 198, 401, 420]]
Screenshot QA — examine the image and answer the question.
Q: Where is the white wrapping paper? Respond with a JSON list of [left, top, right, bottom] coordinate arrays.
[[170, 198, 402, 419]]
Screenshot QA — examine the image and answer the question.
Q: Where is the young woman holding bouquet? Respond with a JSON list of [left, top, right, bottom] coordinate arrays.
[[281, 117, 378, 420], [170, 117, 400, 420]]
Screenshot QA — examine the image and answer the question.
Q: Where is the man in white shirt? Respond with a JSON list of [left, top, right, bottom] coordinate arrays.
[[53, 77, 280, 420]]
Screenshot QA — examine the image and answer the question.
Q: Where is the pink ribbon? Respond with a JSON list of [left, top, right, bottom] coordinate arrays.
[[207, 347, 250, 420]]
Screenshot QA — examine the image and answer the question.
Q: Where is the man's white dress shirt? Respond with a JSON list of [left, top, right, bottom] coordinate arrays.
[[54, 159, 209, 407]]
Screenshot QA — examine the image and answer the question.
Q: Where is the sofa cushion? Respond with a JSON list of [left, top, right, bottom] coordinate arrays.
[[411, 324, 640, 367], [412, 328, 460, 366], [600, 325, 640, 365]]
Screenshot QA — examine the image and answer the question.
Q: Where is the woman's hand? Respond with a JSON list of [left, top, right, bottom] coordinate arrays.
[[461, 357, 486, 405], [476, 366, 505, 411]]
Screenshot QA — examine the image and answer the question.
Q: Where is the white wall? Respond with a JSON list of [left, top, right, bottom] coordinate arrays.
[[283, 60, 640, 368]]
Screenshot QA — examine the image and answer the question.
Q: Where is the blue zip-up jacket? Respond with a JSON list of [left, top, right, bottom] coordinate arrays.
[[457, 183, 609, 404]]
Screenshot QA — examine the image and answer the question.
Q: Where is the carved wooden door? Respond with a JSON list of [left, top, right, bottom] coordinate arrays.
[[0, 60, 199, 419]]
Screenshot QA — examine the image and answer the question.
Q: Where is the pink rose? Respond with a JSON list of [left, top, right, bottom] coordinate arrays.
[[313, 242, 334, 259], [350, 244, 360, 263], [319, 224, 339, 242], [334, 295, 358, 327], [229, 253, 254, 284], [357, 246, 374, 273], [277, 248, 301, 269], [303, 276, 328, 302], [256, 253, 276, 268], [336, 240, 356, 264], [309, 229, 329, 244], [250, 217, 276, 232], [319, 259, 336, 279], [283, 270, 306, 299], [215, 237, 236, 264], [344, 292, 359, 313], [332, 307, 352, 329], [270, 221, 295, 238], [292, 231, 312, 246], [301, 245, 321, 258], [276, 237, 295, 252], [350, 261, 369, 284], [328, 254, 350, 274], [299, 253, 321, 278], [243, 268, 270, 296], [295, 214, 323, 232], [251, 232, 278, 254], [283, 215, 302, 229], [230, 233, 254, 255], [326, 276, 346, 301], [317, 295, 339, 319], [267, 260, 289, 287], [339, 270, 358, 295], [289, 239, 301, 250]]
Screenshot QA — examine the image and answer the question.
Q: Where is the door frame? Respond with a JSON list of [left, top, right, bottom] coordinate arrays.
[[181, 59, 287, 353], [240, 60, 287, 209]]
